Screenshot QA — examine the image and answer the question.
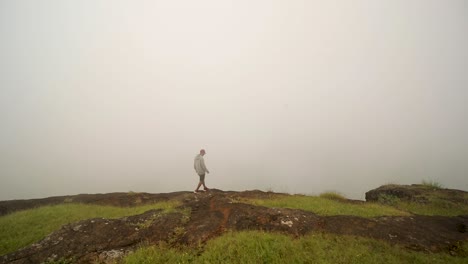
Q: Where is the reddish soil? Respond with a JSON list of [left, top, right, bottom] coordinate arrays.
[[1, 188, 467, 263]]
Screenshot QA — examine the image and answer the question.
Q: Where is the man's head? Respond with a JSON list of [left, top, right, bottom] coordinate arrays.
[[200, 149, 206, 156]]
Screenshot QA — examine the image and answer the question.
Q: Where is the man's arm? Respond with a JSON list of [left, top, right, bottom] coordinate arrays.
[[201, 158, 209, 173]]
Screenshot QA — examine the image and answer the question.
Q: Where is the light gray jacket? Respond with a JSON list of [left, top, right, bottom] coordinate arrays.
[[194, 154, 209, 175]]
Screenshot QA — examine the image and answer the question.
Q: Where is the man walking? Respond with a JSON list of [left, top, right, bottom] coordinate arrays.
[[194, 149, 210, 193]]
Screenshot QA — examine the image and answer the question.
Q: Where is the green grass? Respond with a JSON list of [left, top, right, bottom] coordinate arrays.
[[244, 195, 410, 218], [124, 231, 467, 264], [421, 180, 444, 189], [42, 258, 74, 264], [124, 242, 196, 264], [0, 201, 180, 256], [395, 200, 468, 216], [319, 191, 346, 200]]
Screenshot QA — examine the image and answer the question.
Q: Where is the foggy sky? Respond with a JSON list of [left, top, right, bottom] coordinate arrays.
[[1, 0, 467, 201]]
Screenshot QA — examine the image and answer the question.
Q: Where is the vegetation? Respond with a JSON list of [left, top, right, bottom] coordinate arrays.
[[377, 194, 401, 206], [421, 180, 444, 189], [247, 191, 468, 218], [0, 201, 180, 256], [124, 231, 467, 264], [395, 200, 468, 216], [244, 195, 410, 218], [319, 191, 347, 201], [42, 258, 74, 264], [125, 242, 195, 264]]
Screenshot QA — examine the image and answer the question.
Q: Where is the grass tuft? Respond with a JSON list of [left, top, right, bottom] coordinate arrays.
[[124, 243, 195, 264], [42, 258, 74, 264], [421, 180, 444, 189], [319, 191, 346, 201]]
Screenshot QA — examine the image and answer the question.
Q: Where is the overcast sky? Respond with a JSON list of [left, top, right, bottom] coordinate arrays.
[[1, 0, 467, 201]]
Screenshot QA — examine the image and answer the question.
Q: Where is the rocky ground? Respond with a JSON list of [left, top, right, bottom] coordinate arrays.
[[1, 186, 467, 263]]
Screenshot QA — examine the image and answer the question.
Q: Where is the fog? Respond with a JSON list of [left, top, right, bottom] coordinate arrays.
[[1, 1, 467, 201]]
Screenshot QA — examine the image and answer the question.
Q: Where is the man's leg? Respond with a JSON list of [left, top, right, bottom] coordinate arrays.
[[199, 174, 209, 191], [195, 182, 202, 192], [195, 174, 205, 192]]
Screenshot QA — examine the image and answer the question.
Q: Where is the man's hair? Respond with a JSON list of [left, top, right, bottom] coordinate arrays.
[[200, 149, 206, 154]]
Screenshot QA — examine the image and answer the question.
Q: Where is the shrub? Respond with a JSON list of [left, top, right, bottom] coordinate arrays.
[[377, 194, 401, 206], [421, 180, 443, 189], [319, 191, 346, 201]]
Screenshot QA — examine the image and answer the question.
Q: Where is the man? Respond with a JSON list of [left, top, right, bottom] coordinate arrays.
[[194, 149, 210, 193]]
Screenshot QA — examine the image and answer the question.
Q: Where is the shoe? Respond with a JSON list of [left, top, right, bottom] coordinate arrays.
[[204, 187, 210, 191], [194, 190, 198, 193]]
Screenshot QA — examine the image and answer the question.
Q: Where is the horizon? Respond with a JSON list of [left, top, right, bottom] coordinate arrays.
[[0, 181, 461, 202], [1, 1, 467, 201]]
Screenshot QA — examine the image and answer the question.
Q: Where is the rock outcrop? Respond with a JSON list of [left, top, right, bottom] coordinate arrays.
[[1, 188, 467, 263], [365, 184, 468, 205]]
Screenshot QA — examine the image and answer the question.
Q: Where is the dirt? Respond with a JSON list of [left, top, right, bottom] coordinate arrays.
[[1, 188, 467, 263]]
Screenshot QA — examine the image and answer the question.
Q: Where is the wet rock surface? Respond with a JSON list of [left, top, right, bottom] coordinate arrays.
[[1, 188, 467, 263]]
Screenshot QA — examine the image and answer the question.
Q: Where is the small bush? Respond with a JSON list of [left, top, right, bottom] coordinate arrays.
[[319, 191, 346, 201], [421, 180, 443, 189], [377, 194, 401, 206]]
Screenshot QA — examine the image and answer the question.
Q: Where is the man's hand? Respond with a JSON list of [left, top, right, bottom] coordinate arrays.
[[207, 170, 210, 174]]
